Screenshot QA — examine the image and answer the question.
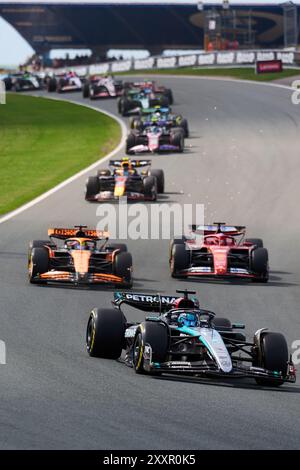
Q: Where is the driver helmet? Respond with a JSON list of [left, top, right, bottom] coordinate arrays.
[[178, 312, 198, 328], [66, 240, 80, 250]]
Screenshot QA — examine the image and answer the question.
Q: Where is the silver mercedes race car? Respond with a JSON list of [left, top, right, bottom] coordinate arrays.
[[86, 290, 296, 387]]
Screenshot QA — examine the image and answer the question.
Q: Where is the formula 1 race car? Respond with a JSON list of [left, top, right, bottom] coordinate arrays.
[[123, 80, 173, 104], [4, 72, 41, 91], [47, 72, 82, 93], [130, 107, 189, 138], [85, 158, 164, 202], [28, 225, 133, 287], [82, 75, 123, 99], [126, 126, 184, 154], [118, 89, 170, 116], [86, 290, 296, 386], [169, 223, 269, 282]]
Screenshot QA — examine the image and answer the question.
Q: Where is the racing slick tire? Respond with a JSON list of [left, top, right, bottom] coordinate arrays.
[[118, 98, 130, 116], [180, 118, 189, 138], [57, 79, 65, 93], [133, 322, 168, 374], [164, 88, 174, 105], [28, 247, 49, 284], [47, 78, 57, 92], [169, 236, 186, 260], [29, 240, 52, 250], [82, 83, 90, 98], [86, 308, 126, 359], [143, 176, 157, 201], [130, 117, 142, 130], [149, 169, 164, 193], [113, 252, 133, 287], [85, 176, 100, 201], [251, 247, 269, 282], [255, 332, 288, 386], [170, 243, 190, 278], [126, 133, 136, 155], [170, 130, 184, 153], [105, 243, 128, 253], [245, 238, 264, 248]]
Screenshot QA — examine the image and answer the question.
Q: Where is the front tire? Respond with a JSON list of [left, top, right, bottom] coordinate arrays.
[[133, 322, 168, 374], [255, 332, 288, 386], [28, 247, 49, 283], [86, 308, 125, 358], [251, 247, 269, 282], [170, 243, 189, 278]]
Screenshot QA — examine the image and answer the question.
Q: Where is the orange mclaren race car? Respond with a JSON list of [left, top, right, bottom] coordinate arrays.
[[28, 226, 133, 287]]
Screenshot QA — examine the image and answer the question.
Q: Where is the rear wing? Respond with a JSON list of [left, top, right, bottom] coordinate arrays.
[[48, 227, 109, 240], [190, 224, 246, 236], [109, 159, 151, 168], [113, 292, 181, 313]]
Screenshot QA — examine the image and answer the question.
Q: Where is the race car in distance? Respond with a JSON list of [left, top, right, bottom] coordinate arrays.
[[47, 71, 82, 93], [85, 158, 164, 202], [86, 289, 296, 386], [118, 88, 170, 116], [130, 106, 189, 138], [3, 72, 41, 91], [28, 225, 132, 287], [170, 223, 269, 282], [126, 126, 184, 154], [82, 75, 123, 99], [123, 80, 174, 104]]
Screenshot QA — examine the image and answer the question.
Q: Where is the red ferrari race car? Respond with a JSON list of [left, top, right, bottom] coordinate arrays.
[[28, 226, 133, 287], [170, 223, 269, 282]]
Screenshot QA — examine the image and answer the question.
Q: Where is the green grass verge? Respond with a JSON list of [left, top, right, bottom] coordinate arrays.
[[118, 67, 300, 82], [0, 93, 121, 215]]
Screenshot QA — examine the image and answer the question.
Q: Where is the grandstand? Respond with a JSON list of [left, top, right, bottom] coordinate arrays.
[[0, 1, 299, 61]]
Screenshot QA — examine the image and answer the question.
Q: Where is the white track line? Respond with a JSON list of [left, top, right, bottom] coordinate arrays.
[[0, 77, 295, 225], [0, 96, 127, 225]]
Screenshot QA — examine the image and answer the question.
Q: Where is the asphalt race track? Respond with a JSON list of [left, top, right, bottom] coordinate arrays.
[[1, 77, 300, 449]]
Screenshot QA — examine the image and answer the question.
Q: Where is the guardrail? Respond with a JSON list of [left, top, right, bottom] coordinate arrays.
[[45, 50, 299, 76]]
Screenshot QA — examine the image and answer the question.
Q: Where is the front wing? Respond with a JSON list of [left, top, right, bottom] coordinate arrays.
[[33, 270, 127, 285]]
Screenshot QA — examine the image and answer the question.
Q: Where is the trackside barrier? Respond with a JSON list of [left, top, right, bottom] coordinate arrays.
[[44, 50, 298, 77], [0, 80, 5, 104], [0, 340, 6, 364]]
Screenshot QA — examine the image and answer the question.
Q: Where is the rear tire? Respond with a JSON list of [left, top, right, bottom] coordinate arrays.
[[113, 252, 133, 287], [255, 332, 288, 386], [170, 243, 189, 278], [82, 83, 90, 98], [47, 78, 57, 92], [149, 169, 164, 193], [246, 238, 263, 248], [143, 176, 157, 201], [85, 176, 100, 200], [126, 133, 136, 154], [105, 243, 127, 253], [180, 118, 189, 138], [133, 322, 168, 374], [86, 308, 125, 358], [171, 131, 184, 153]]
